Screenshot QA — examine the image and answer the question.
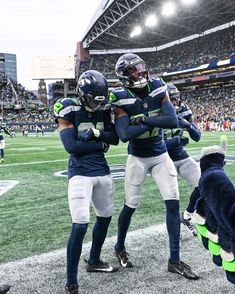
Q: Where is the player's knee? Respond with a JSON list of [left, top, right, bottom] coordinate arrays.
[[163, 187, 179, 201], [73, 208, 90, 223], [97, 202, 114, 218], [126, 195, 141, 208]]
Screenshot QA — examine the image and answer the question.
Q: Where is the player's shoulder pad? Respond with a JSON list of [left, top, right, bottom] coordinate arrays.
[[54, 98, 81, 116], [178, 103, 193, 120], [100, 102, 112, 111], [109, 87, 133, 107], [148, 77, 167, 97]]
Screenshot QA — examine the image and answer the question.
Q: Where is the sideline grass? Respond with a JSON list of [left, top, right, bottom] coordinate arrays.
[[0, 131, 234, 263]]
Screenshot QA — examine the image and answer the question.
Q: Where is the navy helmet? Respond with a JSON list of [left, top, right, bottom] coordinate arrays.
[[77, 70, 108, 112], [167, 83, 181, 108], [115, 53, 148, 88]]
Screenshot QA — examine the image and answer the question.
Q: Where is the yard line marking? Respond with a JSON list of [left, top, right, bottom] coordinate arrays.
[[0, 153, 128, 167]]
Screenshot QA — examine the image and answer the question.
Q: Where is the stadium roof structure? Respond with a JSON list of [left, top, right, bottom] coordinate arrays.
[[82, 0, 235, 51]]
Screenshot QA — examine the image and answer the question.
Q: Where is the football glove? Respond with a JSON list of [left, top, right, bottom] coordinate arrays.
[[178, 117, 191, 130], [130, 116, 145, 126], [78, 129, 99, 142], [179, 135, 189, 146], [101, 142, 109, 153]]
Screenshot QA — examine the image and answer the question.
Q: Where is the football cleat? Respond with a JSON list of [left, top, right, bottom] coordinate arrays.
[[168, 259, 199, 280], [181, 212, 198, 236], [65, 284, 79, 294], [85, 259, 118, 273], [115, 249, 133, 268], [0, 284, 11, 294]]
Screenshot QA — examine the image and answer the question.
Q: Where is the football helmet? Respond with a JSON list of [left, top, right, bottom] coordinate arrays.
[[77, 70, 108, 112], [115, 53, 148, 88], [167, 83, 181, 108]]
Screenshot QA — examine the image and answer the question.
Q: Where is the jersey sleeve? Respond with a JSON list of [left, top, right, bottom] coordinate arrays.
[[53, 98, 80, 124], [178, 103, 193, 121], [150, 77, 167, 100]]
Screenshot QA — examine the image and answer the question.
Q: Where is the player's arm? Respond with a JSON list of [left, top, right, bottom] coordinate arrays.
[[187, 122, 201, 142], [135, 92, 178, 129], [58, 118, 104, 155], [98, 122, 119, 145], [114, 107, 151, 143], [165, 136, 189, 150], [178, 118, 201, 142]]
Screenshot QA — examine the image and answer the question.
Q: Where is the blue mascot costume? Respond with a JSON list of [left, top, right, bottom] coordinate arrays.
[[195, 143, 235, 284]]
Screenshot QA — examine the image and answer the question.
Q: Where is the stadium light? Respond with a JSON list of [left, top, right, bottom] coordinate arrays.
[[145, 14, 158, 27], [181, 0, 197, 5], [161, 2, 176, 17], [130, 26, 142, 38]]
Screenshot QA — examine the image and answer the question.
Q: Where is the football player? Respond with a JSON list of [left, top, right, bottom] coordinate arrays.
[[110, 53, 199, 280], [54, 70, 119, 294], [165, 83, 201, 236], [0, 131, 5, 163]]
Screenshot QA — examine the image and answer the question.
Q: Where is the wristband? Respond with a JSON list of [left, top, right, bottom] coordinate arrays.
[[92, 128, 100, 138]]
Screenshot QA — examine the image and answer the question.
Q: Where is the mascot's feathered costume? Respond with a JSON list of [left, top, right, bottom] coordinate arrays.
[[195, 138, 235, 284]]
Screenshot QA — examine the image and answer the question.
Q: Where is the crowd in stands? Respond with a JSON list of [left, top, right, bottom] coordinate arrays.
[[80, 26, 235, 78], [181, 85, 235, 131], [1, 25, 235, 133]]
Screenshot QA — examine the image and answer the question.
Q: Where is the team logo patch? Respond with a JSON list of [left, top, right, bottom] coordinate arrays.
[[0, 180, 19, 196]]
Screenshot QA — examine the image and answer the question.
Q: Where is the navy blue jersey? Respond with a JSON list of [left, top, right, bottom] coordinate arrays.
[[54, 98, 115, 178], [0, 134, 4, 141], [164, 103, 194, 161], [164, 128, 189, 161], [110, 77, 167, 157]]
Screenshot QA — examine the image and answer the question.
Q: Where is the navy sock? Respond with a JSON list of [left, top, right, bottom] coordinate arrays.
[[89, 216, 112, 264], [165, 200, 180, 263], [115, 204, 135, 253], [0, 149, 4, 158], [186, 187, 201, 213], [66, 223, 88, 287]]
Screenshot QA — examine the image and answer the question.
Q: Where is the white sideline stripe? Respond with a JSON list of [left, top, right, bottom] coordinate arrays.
[[0, 153, 128, 167], [0, 180, 19, 196], [0, 223, 166, 267]]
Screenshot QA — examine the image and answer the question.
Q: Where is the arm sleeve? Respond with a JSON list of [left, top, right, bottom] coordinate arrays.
[[99, 129, 119, 145], [165, 137, 180, 151], [99, 116, 119, 145], [143, 101, 178, 129], [60, 128, 102, 155], [115, 115, 150, 143], [188, 122, 201, 142]]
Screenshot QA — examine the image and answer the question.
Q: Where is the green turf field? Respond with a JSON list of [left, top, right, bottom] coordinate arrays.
[[0, 131, 234, 263]]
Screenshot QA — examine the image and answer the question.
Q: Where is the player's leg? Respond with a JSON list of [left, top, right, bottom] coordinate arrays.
[[177, 157, 201, 236], [86, 175, 117, 272], [151, 153, 180, 261], [151, 152, 199, 280], [0, 148, 4, 162], [115, 155, 147, 267], [65, 176, 93, 293]]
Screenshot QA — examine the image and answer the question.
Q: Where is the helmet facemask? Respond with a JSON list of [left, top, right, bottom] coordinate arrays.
[[116, 54, 148, 89], [77, 70, 108, 112], [80, 91, 107, 112]]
